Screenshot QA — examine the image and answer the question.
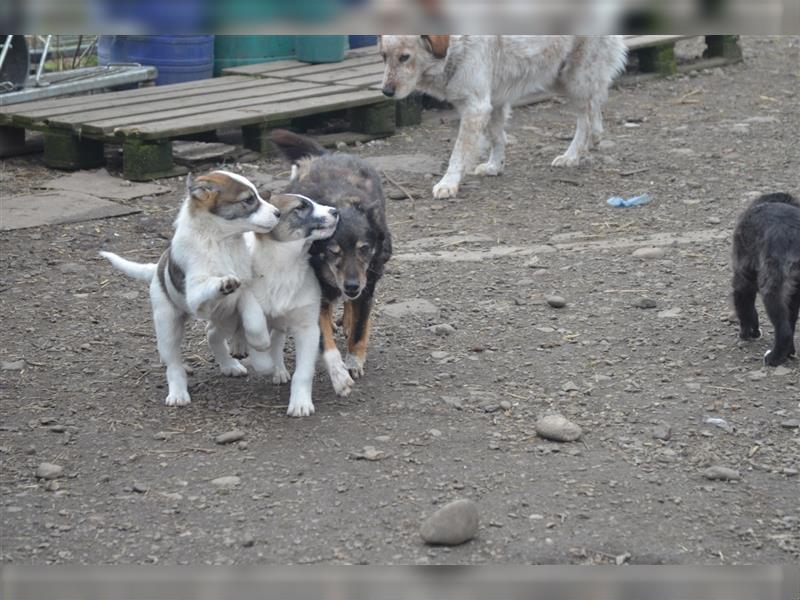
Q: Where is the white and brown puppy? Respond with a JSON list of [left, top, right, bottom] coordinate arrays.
[[380, 35, 628, 199], [101, 170, 280, 407], [230, 193, 339, 417]]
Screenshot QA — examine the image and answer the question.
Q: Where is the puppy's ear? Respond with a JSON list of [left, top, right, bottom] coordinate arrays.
[[260, 188, 272, 200], [188, 175, 218, 203], [421, 35, 450, 59]]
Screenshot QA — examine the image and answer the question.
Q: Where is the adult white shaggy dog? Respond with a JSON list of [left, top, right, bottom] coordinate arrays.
[[379, 35, 628, 199], [230, 193, 339, 417], [101, 171, 280, 407]]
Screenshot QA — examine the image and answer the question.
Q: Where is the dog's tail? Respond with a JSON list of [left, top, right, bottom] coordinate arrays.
[[270, 129, 327, 163], [751, 192, 800, 208], [100, 251, 157, 282]]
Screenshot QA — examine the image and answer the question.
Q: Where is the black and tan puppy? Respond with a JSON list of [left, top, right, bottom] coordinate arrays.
[[732, 192, 800, 366], [270, 129, 392, 395]]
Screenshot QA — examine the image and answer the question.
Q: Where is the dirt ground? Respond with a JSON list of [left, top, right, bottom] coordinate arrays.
[[1, 36, 798, 566]]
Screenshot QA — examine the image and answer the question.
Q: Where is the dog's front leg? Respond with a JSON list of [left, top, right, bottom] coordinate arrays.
[[433, 101, 491, 199], [187, 275, 241, 317], [320, 301, 354, 397], [286, 313, 320, 417], [237, 290, 270, 352]]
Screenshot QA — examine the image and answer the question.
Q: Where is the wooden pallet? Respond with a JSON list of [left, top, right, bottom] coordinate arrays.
[[624, 34, 742, 75], [0, 74, 395, 180]]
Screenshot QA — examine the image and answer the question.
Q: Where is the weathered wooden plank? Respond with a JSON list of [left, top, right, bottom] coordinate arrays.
[[87, 86, 383, 136], [292, 63, 385, 84], [47, 80, 325, 129], [324, 72, 383, 89], [266, 54, 382, 78], [221, 46, 381, 77], [0, 76, 259, 119], [118, 89, 384, 139], [625, 35, 694, 51]]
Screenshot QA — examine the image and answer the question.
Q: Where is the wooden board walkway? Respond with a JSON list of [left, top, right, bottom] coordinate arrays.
[[0, 36, 741, 180]]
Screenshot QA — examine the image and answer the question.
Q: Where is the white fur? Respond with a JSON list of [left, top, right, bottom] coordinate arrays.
[[101, 172, 280, 407], [380, 35, 628, 198], [241, 199, 339, 417]]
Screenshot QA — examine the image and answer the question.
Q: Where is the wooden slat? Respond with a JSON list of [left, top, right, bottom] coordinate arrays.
[[0, 76, 259, 119], [266, 54, 382, 78], [85, 85, 384, 136], [118, 89, 384, 139], [291, 62, 384, 84], [334, 73, 383, 90], [221, 46, 381, 77], [625, 35, 695, 51], [47, 80, 324, 129]]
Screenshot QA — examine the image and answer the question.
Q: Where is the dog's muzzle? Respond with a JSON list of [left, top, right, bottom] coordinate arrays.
[[381, 84, 395, 98]]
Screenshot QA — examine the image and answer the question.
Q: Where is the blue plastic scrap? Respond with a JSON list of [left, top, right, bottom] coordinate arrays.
[[607, 193, 652, 207]]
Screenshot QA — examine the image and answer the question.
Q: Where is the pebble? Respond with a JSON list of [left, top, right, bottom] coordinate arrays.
[[428, 429, 442, 437], [1, 359, 25, 371], [633, 297, 658, 309], [499, 400, 512, 411], [651, 424, 672, 441], [703, 466, 741, 481], [215, 430, 245, 445], [546, 295, 567, 308], [430, 351, 450, 360], [748, 370, 767, 381], [241, 534, 256, 548], [657, 307, 682, 319], [211, 476, 241, 488], [428, 324, 456, 336], [132, 482, 149, 494], [780, 419, 800, 429], [482, 404, 500, 414], [35, 463, 63, 480], [441, 396, 464, 410], [632, 247, 666, 259], [535, 415, 582, 442], [420, 499, 479, 546], [773, 366, 792, 376], [353, 446, 385, 461], [561, 381, 579, 393]]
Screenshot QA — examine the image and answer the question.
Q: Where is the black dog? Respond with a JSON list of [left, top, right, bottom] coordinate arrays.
[[270, 129, 392, 391], [732, 192, 800, 366]]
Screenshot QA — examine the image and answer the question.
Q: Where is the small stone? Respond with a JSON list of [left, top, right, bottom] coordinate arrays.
[[420, 499, 479, 546], [353, 446, 385, 461], [482, 404, 500, 414], [657, 307, 682, 319], [35, 463, 63, 480], [211, 476, 241, 488], [429, 324, 456, 336], [703, 466, 740, 481], [499, 400, 512, 411], [237, 441, 249, 450], [651, 424, 672, 441], [430, 351, 450, 360], [546, 295, 567, 308], [48, 424, 66, 433], [1, 359, 25, 371], [632, 247, 666, 259], [441, 396, 464, 410], [215, 430, 245, 445], [748, 370, 767, 381], [132, 482, 149, 494], [241, 534, 256, 548], [535, 415, 582, 442], [782, 467, 798, 477], [633, 297, 657, 309], [428, 428, 442, 437], [561, 381, 579, 393], [45, 480, 61, 492], [780, 419, 800, 429], [773, 366, 792, 377]]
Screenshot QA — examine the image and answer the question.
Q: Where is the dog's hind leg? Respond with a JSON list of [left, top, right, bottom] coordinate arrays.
[[345, 296, 373, 379], [761, 278, 794, 366], [207, 318, 248, 377], [151, 285, 191, 406], [552, 100, 592, 167], [590, 95, 606, 147], [732, 269, 761, 339], [474, 104, 509, 177]]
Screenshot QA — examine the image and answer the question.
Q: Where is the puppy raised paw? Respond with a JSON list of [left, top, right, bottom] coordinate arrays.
[[219, 275, 241, 296]]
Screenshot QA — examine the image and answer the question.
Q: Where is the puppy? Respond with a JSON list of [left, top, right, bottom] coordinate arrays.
[[270, 129, 392, 396], [732, 192, 800, 366], [230, 193, 339, 417], [379, 35, 628, 199], [101, 171, 280, 406]]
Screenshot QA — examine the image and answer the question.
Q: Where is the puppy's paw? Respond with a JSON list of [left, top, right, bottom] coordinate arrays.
[[220, 359, 248, 377], [272, 363, 291, 385], [329, 362, 355, 397], [344, 353, 365, 379], [474, 162, 502, 176], [551, 153, 582, 168], [287, 393, 315, 417], [739, 327, 762, 340], [433, 178, 460, 199], [165, 390, 191, 407], [219, 275, 241, 296]]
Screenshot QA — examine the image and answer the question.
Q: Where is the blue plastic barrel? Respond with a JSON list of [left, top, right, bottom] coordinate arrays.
[[98, 35, 214, 86], [349, 35, 378, 49]]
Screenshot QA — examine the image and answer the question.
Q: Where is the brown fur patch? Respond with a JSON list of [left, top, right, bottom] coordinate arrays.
[[189, 172, 254, 215], [319, 303, 338, 352], [348, 310, 371, 360], [422, 35, 450, 59]]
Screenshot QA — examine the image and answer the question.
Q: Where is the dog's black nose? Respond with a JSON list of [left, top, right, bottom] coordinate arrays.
[[344, 280, 360, 295], [273, 210, 281, 219], [382, 86, 395, 97]]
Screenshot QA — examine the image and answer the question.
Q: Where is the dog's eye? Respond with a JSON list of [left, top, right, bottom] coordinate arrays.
[[328, 246, 341, 256], [399, 53, 410, 63], [242, 195, 256, 205], [358, 244, 371, 255]]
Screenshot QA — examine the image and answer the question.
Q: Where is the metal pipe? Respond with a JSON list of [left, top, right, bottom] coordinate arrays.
[[0, 35, 14, 72], [35, 35, 52, 87]]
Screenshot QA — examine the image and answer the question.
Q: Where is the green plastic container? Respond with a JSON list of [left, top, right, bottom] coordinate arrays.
[[294, 35, 347, 64], [213, 35, 295, 75]]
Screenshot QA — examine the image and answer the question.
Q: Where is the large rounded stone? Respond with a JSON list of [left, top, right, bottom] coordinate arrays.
[[535, 415, 582, 442], [420, 499, 479, 545]]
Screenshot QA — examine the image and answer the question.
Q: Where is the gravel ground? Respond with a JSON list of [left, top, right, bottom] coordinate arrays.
[[1, 36, 798, 565]]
